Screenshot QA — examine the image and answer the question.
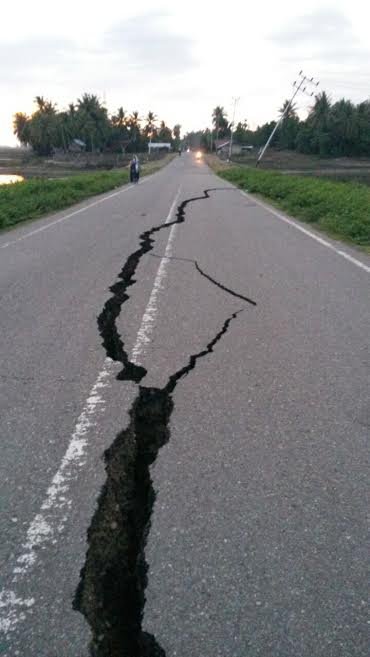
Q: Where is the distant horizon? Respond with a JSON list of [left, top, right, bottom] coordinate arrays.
[[2, 1, 369, 146]]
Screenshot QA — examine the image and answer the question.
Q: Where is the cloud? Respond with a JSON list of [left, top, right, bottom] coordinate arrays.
[[101, 12, 195, 73], [0, 37, 73, 69], [269, 8, 369, 64], [0, 37, 83, 89], [0, 12, 198, 143], [0, 11, 196, 98], [270, 8, 353, 46]]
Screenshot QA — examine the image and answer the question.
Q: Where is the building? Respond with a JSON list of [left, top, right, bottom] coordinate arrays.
[[69, 139, 86, 152], [148, 142, 172, 153], [215, 140, 254, 156]]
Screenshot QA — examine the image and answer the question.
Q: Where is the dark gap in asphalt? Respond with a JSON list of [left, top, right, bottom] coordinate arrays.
[[97, 188, 221, 383], [74, 189, 256, 656], [149, 253, 256, 306], [74, 310, 242, 657]]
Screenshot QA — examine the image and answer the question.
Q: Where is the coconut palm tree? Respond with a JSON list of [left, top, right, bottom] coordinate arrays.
[[129, 110, 140, 128], [75, 94, 109, 151], [34, 96, 46, 112], [279, 99, 298, 119], [13, 112, 31, 145], [112, 107, 126, 128], [144, 111, 157, 138], [212, 106, 229, 141], [158, 120, 172, 141], [126, 111, 141, 148], [329, 99, 358, 156], [173, 124, 181, 140], [308, 91, 331, 130]]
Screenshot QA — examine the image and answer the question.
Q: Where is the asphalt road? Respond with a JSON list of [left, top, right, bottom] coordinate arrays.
[[0, 154, 369, 656]]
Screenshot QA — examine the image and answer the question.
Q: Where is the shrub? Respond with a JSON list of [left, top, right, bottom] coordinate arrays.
[[218, 167, 370, 246]]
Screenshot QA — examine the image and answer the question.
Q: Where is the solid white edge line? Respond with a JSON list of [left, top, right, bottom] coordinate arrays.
[[0, 162, 169, 250], [0, 185, 182, 637], [0, 184, 136, 249], [240, 189, 370, 274]]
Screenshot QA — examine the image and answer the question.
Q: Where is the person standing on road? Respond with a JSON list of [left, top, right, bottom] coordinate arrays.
[[130, 155, 140, 183]]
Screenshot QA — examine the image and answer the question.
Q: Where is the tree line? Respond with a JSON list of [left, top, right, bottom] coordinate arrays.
[[185, 93, 370, 158], [13, 95, 181, 156]]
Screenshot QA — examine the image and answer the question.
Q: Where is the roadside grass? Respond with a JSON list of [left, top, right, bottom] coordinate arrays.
[[213, 165, 370, 248], [0, 154, 175, 231]]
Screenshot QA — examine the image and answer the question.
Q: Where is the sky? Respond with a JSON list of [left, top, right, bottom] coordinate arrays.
[[1, 0, 370, 145]]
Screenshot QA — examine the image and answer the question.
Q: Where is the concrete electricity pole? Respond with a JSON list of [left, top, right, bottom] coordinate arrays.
[[228, 96, 240, 160], [256, 71, 319, 167]]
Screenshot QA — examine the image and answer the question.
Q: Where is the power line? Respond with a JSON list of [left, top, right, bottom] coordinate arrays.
[[228, 96, 240, 160], [256, 71, 319, 167]]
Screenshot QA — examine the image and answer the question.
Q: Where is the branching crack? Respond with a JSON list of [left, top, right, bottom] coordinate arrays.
[[74, 188, 256, 656], [97, 188, 223, 382], [149, 253, 256, 306]]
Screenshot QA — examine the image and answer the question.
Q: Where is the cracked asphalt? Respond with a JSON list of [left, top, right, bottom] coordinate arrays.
[[0, 154, 369, 656]]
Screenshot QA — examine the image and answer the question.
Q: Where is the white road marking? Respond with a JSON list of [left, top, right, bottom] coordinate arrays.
[[132, 185, 182, 362], [240, 190, 370, 274], [0, 186, 182, 639], [0, 592, 35, 635], [13, 366, 114, 578], [0, 176, 153, 250]]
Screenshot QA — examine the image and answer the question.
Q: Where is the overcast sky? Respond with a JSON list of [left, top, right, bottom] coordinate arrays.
[[1, 0, 369, 145]]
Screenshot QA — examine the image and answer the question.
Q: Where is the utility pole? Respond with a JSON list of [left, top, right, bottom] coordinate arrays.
[[228, 96, 240, 160], [256, 71, 319, 167]]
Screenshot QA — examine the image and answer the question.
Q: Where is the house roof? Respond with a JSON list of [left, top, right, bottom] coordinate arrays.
[[215, 139, 230, 149], [149, 142, 171, 148]]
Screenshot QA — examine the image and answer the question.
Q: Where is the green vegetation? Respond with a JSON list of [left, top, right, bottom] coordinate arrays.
[[13, 95, 181, 155], [0, 170, 128, 229], [0, 154, 176, 231], [186, 93, 370, 159], [217, 166, 370, 247]]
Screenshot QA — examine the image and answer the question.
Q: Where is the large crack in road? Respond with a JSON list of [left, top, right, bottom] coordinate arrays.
[[74, 189, 256, 656]]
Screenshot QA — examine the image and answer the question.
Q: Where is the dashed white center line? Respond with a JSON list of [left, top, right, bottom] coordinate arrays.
[[132, 185, 182, 362], [0, 185, 182, 638]]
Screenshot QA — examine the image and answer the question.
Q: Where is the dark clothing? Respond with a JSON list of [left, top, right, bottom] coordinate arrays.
[[130, 160, 140, 183]]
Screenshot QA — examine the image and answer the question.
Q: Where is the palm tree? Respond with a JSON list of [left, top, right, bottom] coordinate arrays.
[[34, 96, 56, 115], [56, 111, 70, 151], [356, 101, 370, 155], [112, 107, 126, 128], [173, 124, 181, 140], [144, 111, 157, 137], [129, 110, 140, 128], [279, 99, 298, 120], [212, 106, 227, 128], [13, 112, 31, 145], [277, 101, 300, 150], [34, 96, 46, 112], [75, 94, 109, 151], [212, 106, 228, 141], [127, 111, 141, 147], [158, 120, 172, 141], [329, 99, 358, 156], [308, 91, 331, 130]]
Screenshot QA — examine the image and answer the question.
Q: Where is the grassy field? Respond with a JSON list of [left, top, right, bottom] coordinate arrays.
[[222, 150, 370, 187], [0, 154, 174, 231], [211, 162, 370, 249], [0, 147, 173, 178]]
